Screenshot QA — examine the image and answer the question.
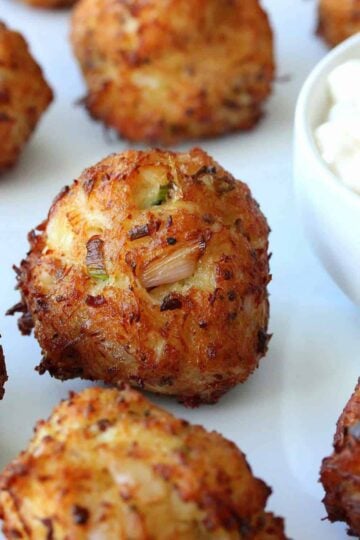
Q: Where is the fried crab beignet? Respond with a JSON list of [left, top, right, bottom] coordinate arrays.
[[317, 0, 360, 47], [0, 22, 53, 172], [0, 387, 287, 539], [0, 343, 6, 400], [71, 0, 274, 144], [13, 148, 271, 405], [320, 381, 360, 536]]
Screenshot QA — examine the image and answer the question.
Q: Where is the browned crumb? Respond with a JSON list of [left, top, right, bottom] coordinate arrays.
[[0, 343, 7, 400], [20, 0, 76, 7]]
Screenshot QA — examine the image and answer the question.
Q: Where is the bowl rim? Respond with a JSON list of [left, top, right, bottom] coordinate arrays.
[[295, 32, 360, 210]]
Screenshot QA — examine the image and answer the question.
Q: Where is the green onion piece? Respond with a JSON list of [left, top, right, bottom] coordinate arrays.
[[88, 270, 108, 281], [152, 184, 170, 206], [86, 236, 108, 281]]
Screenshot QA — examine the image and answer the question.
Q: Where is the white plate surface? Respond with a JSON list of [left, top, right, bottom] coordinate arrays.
[[0, 1, 359, 538]]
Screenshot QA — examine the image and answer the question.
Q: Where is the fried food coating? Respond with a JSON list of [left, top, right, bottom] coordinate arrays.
[[71, 0, 274, 144], [20, 0, 76, 8], [0, 387, 287, 539], [0, 22, 53, 172], [13, 148, 270, 405], [320, 381, 360, 536], [317, 0, 360, 47], [0, 342, 6, 400]]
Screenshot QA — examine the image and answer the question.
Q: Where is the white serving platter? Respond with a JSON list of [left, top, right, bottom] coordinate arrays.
[[0, 1, 358, 538]]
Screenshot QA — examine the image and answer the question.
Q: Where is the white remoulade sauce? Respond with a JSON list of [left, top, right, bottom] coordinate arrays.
[[316, 59, 360, 194]]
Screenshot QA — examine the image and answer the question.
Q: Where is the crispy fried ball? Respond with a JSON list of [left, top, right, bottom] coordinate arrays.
[[12, 148, 271, 406], [317, 0, 360, 47], [0, 386, 287, 539], [19, 0, 76, 8], [0, 342, 6, 400], [0, 22, 53, 172], [70, 0, 274, 144], [320, 381, 360, 536]]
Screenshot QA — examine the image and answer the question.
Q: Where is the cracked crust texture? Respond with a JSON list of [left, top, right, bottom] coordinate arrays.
[[71, 0, 274, 144], [0, 343, 6, 400], [317, 0, 360, 47], [0, 387, 287, 539], [13, 148, 271, 406], [320, 380, 360, 536], [0, 22, 53, 172]]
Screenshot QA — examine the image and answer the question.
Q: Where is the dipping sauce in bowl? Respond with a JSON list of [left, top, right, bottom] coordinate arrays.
[[294, 34, 360, 305], [316, 60, 360, 194]]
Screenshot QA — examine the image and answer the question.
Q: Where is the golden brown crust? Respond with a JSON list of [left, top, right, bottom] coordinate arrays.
[[0, 21, 53, 172], [0, 343, 7, 400], [0, 387, 287, 539], [320, 381, 360, 536], [20, 0, 76, 8], [317, 0, 360, 47], [13, 148, 271, 405], [71, 0, 274, 144]]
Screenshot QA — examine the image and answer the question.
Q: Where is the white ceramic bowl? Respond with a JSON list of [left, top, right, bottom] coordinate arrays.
[[294, 34, 360, 305]]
